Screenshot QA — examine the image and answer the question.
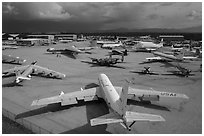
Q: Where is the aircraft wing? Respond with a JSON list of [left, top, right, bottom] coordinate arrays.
[[125, 111, 165, 122], [2, 65, 29, 77], [146, 56, 162, 61], [129, 70, 159, 75], [114, 86, 189, 101], [31, 87, 102, 106], [91, 112, 123, 126], [32, 65, 66, 79]]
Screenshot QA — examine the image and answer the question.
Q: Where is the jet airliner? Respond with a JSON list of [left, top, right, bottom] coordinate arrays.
[[31, 74, 188, 131]]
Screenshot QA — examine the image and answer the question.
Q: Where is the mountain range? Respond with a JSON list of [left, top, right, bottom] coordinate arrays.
[[98, 25, 202, 33]]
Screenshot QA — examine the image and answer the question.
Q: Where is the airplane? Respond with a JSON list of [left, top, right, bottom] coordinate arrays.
[[2, 45, 18, 50], [107, 49, 128, 56], [162, 63, 194, 77], [59, 39, 73, 43], [77, 47, 95, 51], [101, 41, 123, 49], [2, 54, 26, 65], [81, 57, 126, 69], [182, 48, 201, 60], [130, 67, 159, 75], [130, 47, 153, 53], [96, 40, 118, 45], [107, 49, 128, 62], [2, 61, 66, 84], [46, 45, 92, 59], [145, 49, 200, 63], [135, 39, 163, 50], [31, 73, 189, 131]]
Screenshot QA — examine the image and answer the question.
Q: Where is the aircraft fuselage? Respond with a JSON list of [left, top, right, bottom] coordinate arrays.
[[98, 74, 122, 116], [153, 51, 183, 62]]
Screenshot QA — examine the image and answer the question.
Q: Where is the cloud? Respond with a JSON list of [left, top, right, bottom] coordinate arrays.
[[2, 2, 202, 32], [3, 3, 18, 15], [37, 3, 72, 20], [186, 10, 202, 20], [159, 2, 174, 7], [2, 2, 72, 20], [146, 14, 161, 20]]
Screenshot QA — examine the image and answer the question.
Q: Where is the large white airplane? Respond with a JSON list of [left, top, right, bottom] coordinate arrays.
[[146, 49, 200, 63], [47, 45, 92, 59], [2, 45, 18, 50], [2, 61, 66, 83], [101, 41, 123, 49], [135, 39, 163, 51], [31, 73, 188, 131]]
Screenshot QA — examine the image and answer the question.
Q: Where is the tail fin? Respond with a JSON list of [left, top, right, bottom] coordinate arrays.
[[15, 70, 22, 77], [195, 49, 200, 56], [120, 82, 129, 116], [175, 49, 185, 59], [90, 40, 97, 47], [159, 38, 163, 47]]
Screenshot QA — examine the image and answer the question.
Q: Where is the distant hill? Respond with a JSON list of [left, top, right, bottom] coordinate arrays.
[[99, 26, 202, 33]]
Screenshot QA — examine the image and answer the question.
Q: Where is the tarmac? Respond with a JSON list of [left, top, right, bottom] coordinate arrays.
[[2, 41, 202, 134]]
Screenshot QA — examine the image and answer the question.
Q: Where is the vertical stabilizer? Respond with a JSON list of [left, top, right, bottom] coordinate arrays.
[[159, 38, 164, 47], [120, 82, 129, 116], [176, 49, 185, 60], [90, 40, 97, 47]]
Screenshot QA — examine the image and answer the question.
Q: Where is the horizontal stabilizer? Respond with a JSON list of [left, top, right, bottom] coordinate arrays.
[[17, 76, 31, 80], [91, 112, 123, 126], [125, 111, 165, 122]]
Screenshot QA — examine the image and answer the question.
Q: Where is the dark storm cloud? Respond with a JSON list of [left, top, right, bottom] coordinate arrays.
[[146, 14, 161, 20], [2, 2, 202, 33], [159, 2, 174, 7]]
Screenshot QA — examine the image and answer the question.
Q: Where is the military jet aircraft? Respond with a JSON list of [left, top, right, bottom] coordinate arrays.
[[107, 49, 128, 62], [162, 63, 194, 77], [2, 54, 26, 65], [46, 45, 92, 59], [108, 49, 128, 56], [81, 57, 125, 69], [130, 67, 159, 75], [31, 73, 188, 131], [144, 49, 200, 64], [2, 61, 66, 84]]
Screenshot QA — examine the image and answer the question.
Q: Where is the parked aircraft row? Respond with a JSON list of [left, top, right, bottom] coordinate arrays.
[[2, 40, 196, 131], [130, 65, 194, 77]]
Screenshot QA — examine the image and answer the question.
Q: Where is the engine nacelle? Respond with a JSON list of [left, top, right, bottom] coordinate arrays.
[[139, 95, 160, 101]]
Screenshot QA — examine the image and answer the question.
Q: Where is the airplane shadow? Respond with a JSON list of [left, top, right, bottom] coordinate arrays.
[[15, 99, 111, 134], [15, 101, 91, 120], [2, 82, 23, 87], [161, 72, 195, 77], [62, 100, 110, 134], [127, 100, 170, 112], [3, 62, 22, 65], [44, 52, 77, 59]]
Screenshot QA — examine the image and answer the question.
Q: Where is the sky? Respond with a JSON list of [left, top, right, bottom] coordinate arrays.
[[2, 2, 202, 33]]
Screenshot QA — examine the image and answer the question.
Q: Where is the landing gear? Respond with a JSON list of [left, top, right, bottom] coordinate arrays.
[[129, 121, 136, 129]]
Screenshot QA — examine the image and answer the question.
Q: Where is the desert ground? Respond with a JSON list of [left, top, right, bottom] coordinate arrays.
[[2, 41, 202, 134]]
